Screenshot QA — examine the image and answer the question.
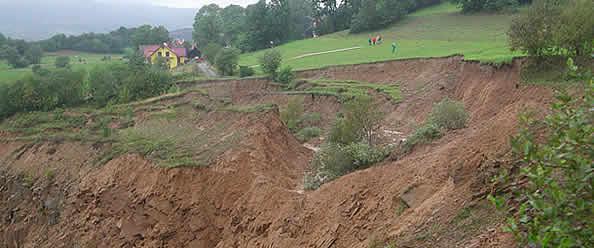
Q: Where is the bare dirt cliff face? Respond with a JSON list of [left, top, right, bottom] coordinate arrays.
[[1, 57, 554, 248]]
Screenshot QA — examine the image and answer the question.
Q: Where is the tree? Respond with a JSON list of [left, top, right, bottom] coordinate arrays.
[[0, 33, 6, 46], [242, 0, 272, 51], [215, 47, 241, 76], [503, 82, 593, 247], [350, 0, 378, 33], [193, 4, 224, 47], [131, 25, 169, 48], [329, 96, 383, 145], [450, 0, 520, 13], [555, 0, 594, 59], [288, 0, 315, 39], [508, 0, 593, 61], [221, 5, 247, 46], [55, 56, 70, 68], [24, 44, 43, 65], [259, 50, 283, 78], [202, 43, 223, 64], [0, 45, 21, 67]]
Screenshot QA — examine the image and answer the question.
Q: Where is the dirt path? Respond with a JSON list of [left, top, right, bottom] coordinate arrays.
[[197, 61, 218, 78], [250, 47, 363, 67], [290, 47, 362, 60]]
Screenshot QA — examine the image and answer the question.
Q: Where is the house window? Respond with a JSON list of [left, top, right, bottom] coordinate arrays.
[[158, 52, 162, 57], [166, 52, 170, 57]]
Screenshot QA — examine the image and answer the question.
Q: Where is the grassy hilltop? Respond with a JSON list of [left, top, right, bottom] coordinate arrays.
[[239, 3, 523, 71]]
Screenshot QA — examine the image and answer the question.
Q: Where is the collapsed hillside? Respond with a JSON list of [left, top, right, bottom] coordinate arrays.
[[1, 56, 554, 247]]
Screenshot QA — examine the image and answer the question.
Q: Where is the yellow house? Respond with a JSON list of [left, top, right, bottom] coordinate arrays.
[[141, 44, 187, 69]]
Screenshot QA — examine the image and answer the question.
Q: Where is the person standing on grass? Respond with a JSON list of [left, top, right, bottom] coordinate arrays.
[[368, 37, 372, 46], [392, 42, 398, 54], [372, 36, 377, 45]]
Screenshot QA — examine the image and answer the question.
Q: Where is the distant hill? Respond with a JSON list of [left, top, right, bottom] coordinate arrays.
[[0, 0, 196, 41], [170, 28, 193, 42]]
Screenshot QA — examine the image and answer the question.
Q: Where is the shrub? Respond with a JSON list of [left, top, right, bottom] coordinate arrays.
[[329, 116, 359, 145], [87, 63, 126, 106], [215, 47, 241, 76], [54, 56, 70, 68], [258, 50, 282, 78], [299, 112, 322, 127], [276, 66, 295, 84], [305, 142, 389, 190], [239, 65, 255, 77], [499, 85, 594, 247], [402, 123, 443, 152], [428, 98, 469, 130], [329, 96, 383, 145], [296, 127, 321, 142], [280, 97, 304, 132]]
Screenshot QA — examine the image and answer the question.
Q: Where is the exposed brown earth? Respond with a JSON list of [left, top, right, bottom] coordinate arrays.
[[0, 56, 555, 248]]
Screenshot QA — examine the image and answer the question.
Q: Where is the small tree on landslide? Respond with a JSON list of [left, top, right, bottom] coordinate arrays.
[[258, 50, 282, 79], [330, 96, 383, 146], [55, 56, 71, 68], [215, 47, 241, 76]]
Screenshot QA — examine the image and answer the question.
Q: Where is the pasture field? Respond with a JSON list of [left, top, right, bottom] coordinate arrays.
[[239, 3, 523, 71], [0, 51, 123, 83]]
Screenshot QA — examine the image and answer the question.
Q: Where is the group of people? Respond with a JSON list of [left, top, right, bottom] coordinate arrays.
[[368, 34, 399, 54], [368, 35, 383, 46]]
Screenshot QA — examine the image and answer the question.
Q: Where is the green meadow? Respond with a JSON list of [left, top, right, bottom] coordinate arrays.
[[239, 3, 524, 71], [0, 51, 123, 83]]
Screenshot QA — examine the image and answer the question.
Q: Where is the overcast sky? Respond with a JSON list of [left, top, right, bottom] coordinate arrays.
[[95, 0, 258, 8]]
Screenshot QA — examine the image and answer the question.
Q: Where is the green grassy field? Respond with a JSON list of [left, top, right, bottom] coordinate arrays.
[[0, 51, 123, 83], [239, 3, 523, 71]]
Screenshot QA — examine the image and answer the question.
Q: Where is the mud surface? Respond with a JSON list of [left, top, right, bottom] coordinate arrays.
[[1, 56, 554, 247]]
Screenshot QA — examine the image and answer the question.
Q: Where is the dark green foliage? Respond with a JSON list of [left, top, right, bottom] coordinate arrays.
[[0, 68, 85, 118], [501, 82, 593, 247], [1, 56, 173, 120], [87, 63, 130, 106], [402, 123, 443, 152], [402, 98, 467, 152], [296, 127, 322, 142], [312, 0, 441, 34], [304, 142, 390, 190], [451, 0, 521, 13], [202, 43, 223, 64], [350, 0, 409, 33], [215, 47, 241, 76], [259, 50, 283, 78], [193, 0, 315, 52], [280, 97, 305, 132], [239, 65, 255, 77], [40, 25, 169, 53], [305, 96, 387, 190], [276, 66, 295, 84], [54, 56, 70, 68], [329, 96, 383, 145], [508, 0, 593, 60], [121, 68, 172, 103], [0, 36, 43, 68], [428, 98, 469, 130], [193, 4, 224, 47]]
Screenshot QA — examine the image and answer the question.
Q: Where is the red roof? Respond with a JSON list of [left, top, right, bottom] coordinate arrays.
[[140, 44, 187, 58]]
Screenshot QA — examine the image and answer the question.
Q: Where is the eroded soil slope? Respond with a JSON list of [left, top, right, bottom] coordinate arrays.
[[1, 56, 553, 247]]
